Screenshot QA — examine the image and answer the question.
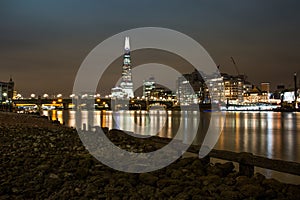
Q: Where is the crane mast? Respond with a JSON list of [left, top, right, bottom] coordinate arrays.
[[230, 57, 240, 76]]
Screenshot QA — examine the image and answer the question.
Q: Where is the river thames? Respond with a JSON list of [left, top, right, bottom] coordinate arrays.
[[43, 110, 300, 184]]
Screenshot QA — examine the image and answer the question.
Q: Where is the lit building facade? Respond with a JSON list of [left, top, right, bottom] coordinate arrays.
[[243, 81, 253, 94], [203, 73, 224, 104], [111, 87, 124, 98], [177, 70, 225, 104], [149, 87, 174, 100], [243, 86, 269, 103], [261, 82, 270, 93], [111, 37, 134, 99], [177, 70, 203, 105], [120, 37, 134, 98], [222, 73, 245, 104], [143, 77, 156, 97], [0, 77, 14, 103]]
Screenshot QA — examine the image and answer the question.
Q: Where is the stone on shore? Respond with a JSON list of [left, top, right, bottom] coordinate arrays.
[[0, 112, 299, 199]]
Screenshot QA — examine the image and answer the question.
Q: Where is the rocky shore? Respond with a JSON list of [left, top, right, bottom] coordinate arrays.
[[0, 112, 300, 199]]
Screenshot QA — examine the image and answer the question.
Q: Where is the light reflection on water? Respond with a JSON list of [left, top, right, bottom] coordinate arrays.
[[215, 112, 300, 163], [44, 110, 300, 184]]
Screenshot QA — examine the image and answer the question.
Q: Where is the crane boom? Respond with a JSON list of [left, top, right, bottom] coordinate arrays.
[[230, 57, 240, 76]]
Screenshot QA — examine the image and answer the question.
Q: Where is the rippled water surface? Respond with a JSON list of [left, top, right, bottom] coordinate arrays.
[[44, 110, 300, 184]]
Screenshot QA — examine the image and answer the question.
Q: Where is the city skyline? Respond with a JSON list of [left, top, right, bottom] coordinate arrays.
[[1, 0, 300, 96]]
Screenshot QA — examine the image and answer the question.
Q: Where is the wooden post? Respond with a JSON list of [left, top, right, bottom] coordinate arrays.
[[201, 155, 210, 165], [239, 163, 254, 177], [238, 152, 254, 177], [63, 103, 69, 110]]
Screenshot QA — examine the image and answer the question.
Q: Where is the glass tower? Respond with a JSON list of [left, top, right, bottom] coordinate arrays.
[[120, 37, 134, 98]]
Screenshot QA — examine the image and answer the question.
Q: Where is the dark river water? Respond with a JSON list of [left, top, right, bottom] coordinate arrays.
[[43, 110, 300, 184]]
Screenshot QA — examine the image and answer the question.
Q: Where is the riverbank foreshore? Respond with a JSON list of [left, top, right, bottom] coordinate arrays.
[[0, 112, 299, 199]]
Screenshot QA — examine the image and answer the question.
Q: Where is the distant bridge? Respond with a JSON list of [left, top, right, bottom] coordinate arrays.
[[12, 98, 176, 110], [13, 98, 73, 110]]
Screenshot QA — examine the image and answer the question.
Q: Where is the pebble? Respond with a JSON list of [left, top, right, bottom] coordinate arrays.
[[0, 112, 299, 199], [49, 173, 59, 179]]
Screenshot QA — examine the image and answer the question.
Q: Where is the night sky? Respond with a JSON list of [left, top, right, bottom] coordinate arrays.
[[1, 0, 300, 97]]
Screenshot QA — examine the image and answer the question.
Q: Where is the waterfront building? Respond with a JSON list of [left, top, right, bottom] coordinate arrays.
[[282, 88, 299, 104], [12, 90, 17, 99], [222, 73, 245, 104], [243, 86, 269, 103], [111, 87, 124, 98], [0, 77, 14, 103], [177, 69, 225, 104], [261, 82, 270, 93], [203, 73, 224, 104], [259, 82, 271, 103], [111, 37, 134, 99], [283, 91, 296, 103], [176, 70, 203, 105], [143, 77, 156, 97], [176, 69, 261, 104], [149, 87, 173, 100], [243, 81, 253, 94]]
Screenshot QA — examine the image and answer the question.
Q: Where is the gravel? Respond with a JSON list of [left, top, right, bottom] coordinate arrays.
[[0, 111, 299, 199]]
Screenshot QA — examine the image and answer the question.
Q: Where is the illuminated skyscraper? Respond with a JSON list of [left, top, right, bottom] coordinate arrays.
[[120, 37, 134, 98]]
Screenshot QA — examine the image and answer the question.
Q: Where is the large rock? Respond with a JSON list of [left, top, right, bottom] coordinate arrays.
[[139, 173, 159, 186], [1, 113, 300, 199], [161, 185, 183, 197], [262, 178, 285, 193], [215, 162, 235, 177], [220, 190, 241, 200], [238, 184, 264, 198]]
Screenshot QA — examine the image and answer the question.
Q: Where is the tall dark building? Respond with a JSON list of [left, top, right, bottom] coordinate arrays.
[[0, 77, 14, 102], [261, 82, 270, 93]]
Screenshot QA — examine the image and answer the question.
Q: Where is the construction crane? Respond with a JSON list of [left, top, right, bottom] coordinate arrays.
[[230, 57, 248, 80], [230, 57, 240, 76], [229, 57, 248, 104]]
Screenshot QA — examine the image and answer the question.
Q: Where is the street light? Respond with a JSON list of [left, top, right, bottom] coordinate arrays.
[[16, 94, 22, 99], [31, 94, 36, 99], [3, 92, 7, 97]]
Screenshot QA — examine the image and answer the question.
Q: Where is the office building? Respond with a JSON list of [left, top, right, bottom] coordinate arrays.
[[143, 77, 156, 97], [0, 77, 14, 103]]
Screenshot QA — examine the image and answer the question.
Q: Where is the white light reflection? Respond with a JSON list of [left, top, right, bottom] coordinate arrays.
[[266, 112, 274, 159]]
